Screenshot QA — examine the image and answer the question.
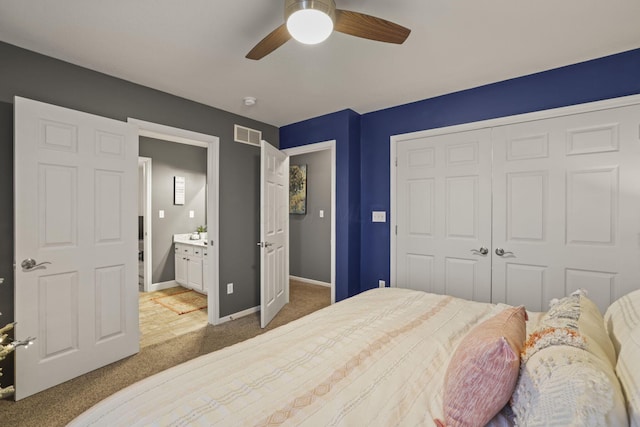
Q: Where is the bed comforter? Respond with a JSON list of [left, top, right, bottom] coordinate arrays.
[[70, 288, 526, 426]]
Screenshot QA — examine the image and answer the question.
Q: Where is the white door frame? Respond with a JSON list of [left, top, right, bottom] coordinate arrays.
[[128, 118, 221, 325], [283, 140, 336, 304], [390, 93, 640, 288], [138, 157, 152, 292]]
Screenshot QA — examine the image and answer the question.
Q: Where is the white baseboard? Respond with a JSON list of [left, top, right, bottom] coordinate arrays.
[[217, 305, 260, 324], [213, 276, 330, 325], [290, 275, 331, 288], [148, 280, 178, 292]]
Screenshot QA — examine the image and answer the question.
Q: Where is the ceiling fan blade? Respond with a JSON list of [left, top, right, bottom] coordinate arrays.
[[334, 9, 411, 44], [246, 24, 291, 60]]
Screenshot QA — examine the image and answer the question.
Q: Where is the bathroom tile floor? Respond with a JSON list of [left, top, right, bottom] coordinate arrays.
[[139, 286, 208, 348]]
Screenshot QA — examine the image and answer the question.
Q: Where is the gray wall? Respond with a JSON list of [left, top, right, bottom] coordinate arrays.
[[139, 137, 207, 284], [0, 41, 278, 324], [290, 151, 331, 283], [0, 102, 14, 383]]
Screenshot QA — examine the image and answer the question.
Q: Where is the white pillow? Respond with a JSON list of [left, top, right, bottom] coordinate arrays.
[[512, 345, 628, 426], [540, 290, 616, 366], [604, 289, 640, 356], [617, 328, 640, 427], [511, 291, 628, 426]]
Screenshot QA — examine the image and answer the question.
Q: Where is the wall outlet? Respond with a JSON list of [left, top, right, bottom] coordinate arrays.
[[227, 283, 233, 294], [158, 210, 164, 218], [378, 280, 385, 288]]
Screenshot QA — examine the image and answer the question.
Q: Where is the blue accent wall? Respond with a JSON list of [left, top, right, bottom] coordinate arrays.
[[281, 48, 640, 298], [280, 110, 361, 301]]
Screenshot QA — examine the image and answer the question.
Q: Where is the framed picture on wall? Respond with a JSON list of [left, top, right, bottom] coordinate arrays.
[[289, 165, 307, 214], [174, 176, 185, 205]]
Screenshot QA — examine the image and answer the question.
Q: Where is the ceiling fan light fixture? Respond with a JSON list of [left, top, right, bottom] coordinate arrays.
[[246, 0, 410, 60], [285, 0, 336, 45]]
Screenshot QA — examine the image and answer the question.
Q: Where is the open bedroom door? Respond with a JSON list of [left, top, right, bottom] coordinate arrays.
[[259, 140, 289, 328], [14, 97, 139, 400]]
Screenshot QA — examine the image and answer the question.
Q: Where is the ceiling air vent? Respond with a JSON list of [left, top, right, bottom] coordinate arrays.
[[234, 124, 262, 147]]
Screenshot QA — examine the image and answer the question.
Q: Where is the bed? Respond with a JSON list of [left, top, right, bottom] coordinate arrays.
[[69, 287, 640, 426]]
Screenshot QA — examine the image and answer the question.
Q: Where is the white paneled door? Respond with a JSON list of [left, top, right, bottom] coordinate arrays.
[[395, 129, 493, 302], [394, 100, 640, 313], [14, 97, 139, 400], [259, 141, 289, 328], [492, 104, 640, 312]]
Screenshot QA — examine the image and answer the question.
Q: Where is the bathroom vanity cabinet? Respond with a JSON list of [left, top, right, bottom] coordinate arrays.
[[174, 242, 208, 294]]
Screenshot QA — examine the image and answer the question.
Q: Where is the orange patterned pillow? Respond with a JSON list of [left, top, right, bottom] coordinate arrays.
[[435, 306, 527, 427]]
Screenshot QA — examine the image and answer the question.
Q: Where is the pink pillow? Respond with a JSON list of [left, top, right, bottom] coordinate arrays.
[[435, 306, 527, 427]]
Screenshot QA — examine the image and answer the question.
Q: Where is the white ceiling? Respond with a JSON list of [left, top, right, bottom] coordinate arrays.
[[1, 1, 639, 127]]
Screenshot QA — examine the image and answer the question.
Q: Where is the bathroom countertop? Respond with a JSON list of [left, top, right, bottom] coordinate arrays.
[[173, 233, 207, 247]]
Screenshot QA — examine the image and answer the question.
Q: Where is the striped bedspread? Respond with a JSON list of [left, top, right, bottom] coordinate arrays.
[[69, 288, 514, 426]]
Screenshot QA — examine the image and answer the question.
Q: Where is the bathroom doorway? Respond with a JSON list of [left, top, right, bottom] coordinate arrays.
[[137, 139, 209, 348], [130, 118, 220, 347]]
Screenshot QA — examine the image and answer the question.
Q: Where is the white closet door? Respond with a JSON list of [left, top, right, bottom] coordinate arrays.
[[492, 104, 640, 312], [396, 129, 492, 302]]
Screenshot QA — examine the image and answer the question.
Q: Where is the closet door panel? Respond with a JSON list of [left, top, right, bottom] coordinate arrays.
[[492, 104, 640, 312], [566, 166, 617, 245], [444, 257, 480, 301], [504, 263, 548, 312], [506, 171, 547, 242], [493, 122, 557, 309], [396, 129, 492, 302]]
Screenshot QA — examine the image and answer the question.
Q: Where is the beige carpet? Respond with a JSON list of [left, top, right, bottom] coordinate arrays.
[[0, 280, 330, 427]]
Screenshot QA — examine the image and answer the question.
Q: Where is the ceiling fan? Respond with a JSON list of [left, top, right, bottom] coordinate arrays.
[[246, 0, 411, 60]]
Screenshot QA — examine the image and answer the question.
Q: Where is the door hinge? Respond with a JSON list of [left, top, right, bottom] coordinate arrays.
[[395, 225, 398, 235], [395, 157, 398, 167]]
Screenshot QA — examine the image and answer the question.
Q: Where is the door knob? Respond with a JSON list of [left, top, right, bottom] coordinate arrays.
[[470, 247, 489, 255], [12, 336, 37, 349], [495, 248, 514, 257], [20, 259, 51, 271]]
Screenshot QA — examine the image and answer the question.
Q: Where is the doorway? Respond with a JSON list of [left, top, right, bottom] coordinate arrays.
[[129, 118, 221, 329], [283, 140, 336, 304], [136, 139, 211, 348], [138, 157, 152, 292]]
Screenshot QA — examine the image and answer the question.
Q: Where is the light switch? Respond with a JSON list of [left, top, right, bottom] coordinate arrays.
[[372, 211, 386, 223], [189, 210, 195, 218], [159, 210, 165, 219], [319, 210, 324, 218]]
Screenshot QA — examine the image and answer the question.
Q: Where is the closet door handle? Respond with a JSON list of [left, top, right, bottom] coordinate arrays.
[[470, 247, 489, 255], [21, 258, 51, 271], [495, 248, 514, 257]]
